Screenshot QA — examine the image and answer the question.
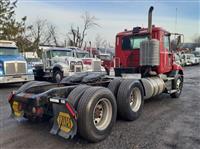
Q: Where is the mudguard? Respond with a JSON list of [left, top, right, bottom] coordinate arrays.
[[50, 98, 77, 139]]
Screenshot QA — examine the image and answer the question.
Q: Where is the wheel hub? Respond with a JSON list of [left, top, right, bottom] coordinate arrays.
[[129, 88, 142, 112], [93, 98, 112, 131], [176, 78, 182, 93], [55, 73, 61, 83]]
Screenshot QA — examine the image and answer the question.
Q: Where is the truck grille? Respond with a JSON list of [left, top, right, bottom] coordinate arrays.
[[5, 62, 26, 75]]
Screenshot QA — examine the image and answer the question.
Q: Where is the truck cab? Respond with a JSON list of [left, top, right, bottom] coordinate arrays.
[[115, 26, 183, 76], [34, 47, 83, 82], [0, 40, 34, 84]]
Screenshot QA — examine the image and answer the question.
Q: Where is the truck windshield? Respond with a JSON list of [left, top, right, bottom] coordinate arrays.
[[52, 50, 72, 57], [99, 55, 112, 60], [76, 52, 89, 58], [26, 58, 41, 62], [187, 54, 194, 59], [122, 36, 148, 50], [0, 47, 19, 55], [192, 51, 200, 57]]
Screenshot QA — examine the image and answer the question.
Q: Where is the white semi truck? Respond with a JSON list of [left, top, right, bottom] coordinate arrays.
[[33, 47, 104, 82]]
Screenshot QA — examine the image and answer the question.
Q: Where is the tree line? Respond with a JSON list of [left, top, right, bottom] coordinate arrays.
[[0, 0, 112, 55], [1, 0, 199, 55]]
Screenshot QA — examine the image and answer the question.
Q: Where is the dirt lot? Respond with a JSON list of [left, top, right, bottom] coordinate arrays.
[[0, 65, 200, 149]]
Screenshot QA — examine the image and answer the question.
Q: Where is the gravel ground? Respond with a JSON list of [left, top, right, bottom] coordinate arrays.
[[0, 65, 200, 149]]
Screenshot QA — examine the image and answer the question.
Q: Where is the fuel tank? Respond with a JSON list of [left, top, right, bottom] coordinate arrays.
[[141, 77, 165, 99]]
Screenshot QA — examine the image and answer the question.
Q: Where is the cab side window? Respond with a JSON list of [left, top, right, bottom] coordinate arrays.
[[164, 35, 170, 52], [46, 51, 51, 59]]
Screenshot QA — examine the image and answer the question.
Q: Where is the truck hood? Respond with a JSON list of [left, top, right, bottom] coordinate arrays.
[[0, 55, 25, 63], [52, 56, 82, 63]]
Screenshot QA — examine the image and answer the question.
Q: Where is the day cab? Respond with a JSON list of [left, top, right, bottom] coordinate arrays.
[[115, 26, 183, 76], [0, 40, 34, 84]]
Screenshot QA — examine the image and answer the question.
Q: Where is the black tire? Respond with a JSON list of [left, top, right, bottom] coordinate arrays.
[[117, 79, 144, 121], [67, 85, 91, 109], [108, 78, 122, 97], [53, 70, 63, 83], [77, 87, 117, 142], [170, 74, 183, 98]]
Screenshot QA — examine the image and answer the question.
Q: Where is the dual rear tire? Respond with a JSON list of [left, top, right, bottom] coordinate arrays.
[[117, 80, 144, 121], [108, 78, 144, 121], [72, 79, 144, 142]]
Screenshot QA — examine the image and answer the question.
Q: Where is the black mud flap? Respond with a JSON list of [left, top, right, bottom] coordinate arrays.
[[50, 99, 77, 139]]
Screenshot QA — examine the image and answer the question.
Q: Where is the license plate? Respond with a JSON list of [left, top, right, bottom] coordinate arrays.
[[57, 112, 73, 133], [12, 101, 23, 117]]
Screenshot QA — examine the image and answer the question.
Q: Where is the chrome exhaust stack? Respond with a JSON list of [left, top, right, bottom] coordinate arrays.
[[148, 6, 154, 39]]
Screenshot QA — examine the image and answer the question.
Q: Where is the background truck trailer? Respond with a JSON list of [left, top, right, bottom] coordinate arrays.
[[0, 40, 34, 84], [9, 6, 184, 142]]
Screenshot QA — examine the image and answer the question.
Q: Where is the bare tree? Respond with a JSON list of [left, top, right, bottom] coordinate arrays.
[[67, 12, 99, 48], [95, 34, 103, 49], [95, 34, 108, 49], [46, 24, 59, 46], [67, 25, 80, 47], [28, 19, 59, 48], [28, 19, 48, 48]]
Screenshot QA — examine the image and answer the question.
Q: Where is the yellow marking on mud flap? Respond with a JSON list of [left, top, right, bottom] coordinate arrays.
[[57, 112, 73, 133], [12, 101, 23, 117]]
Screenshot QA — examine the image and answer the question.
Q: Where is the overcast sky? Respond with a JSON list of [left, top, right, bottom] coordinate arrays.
[[15, 0, 199, 46]]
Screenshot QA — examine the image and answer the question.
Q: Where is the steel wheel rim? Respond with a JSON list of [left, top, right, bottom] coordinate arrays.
[[93, 98, 112, 131], [176, 78, 182, 93], [55, 73, 61, 83], [130, 87, 142, 112]]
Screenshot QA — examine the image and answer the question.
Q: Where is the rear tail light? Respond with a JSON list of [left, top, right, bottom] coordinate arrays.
[[36, 107, 44, 115], [32, 107, 44, 116]]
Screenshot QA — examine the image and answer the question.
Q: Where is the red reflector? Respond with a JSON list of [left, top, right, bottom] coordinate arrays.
[[65, 103, 76, 118], [36, 107, 44, 115]]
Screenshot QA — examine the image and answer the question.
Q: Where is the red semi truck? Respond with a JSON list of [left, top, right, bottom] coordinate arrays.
[[9, 6, 183, 142]]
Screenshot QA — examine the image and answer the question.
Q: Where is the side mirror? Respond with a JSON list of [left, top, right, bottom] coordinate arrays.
[[171, 34, 184, 51], [176, 35, 181, 47]]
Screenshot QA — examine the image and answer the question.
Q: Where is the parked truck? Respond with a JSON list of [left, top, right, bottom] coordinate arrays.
[[181, 53, 199, 66], [33, 47, 103, 83], [9, 6, 184, 142], [0, 40, 34, 84]]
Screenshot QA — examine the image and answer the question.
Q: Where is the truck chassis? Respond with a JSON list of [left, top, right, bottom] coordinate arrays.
[[8, 6, 184, 142], [9, 70, 183, 142]]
